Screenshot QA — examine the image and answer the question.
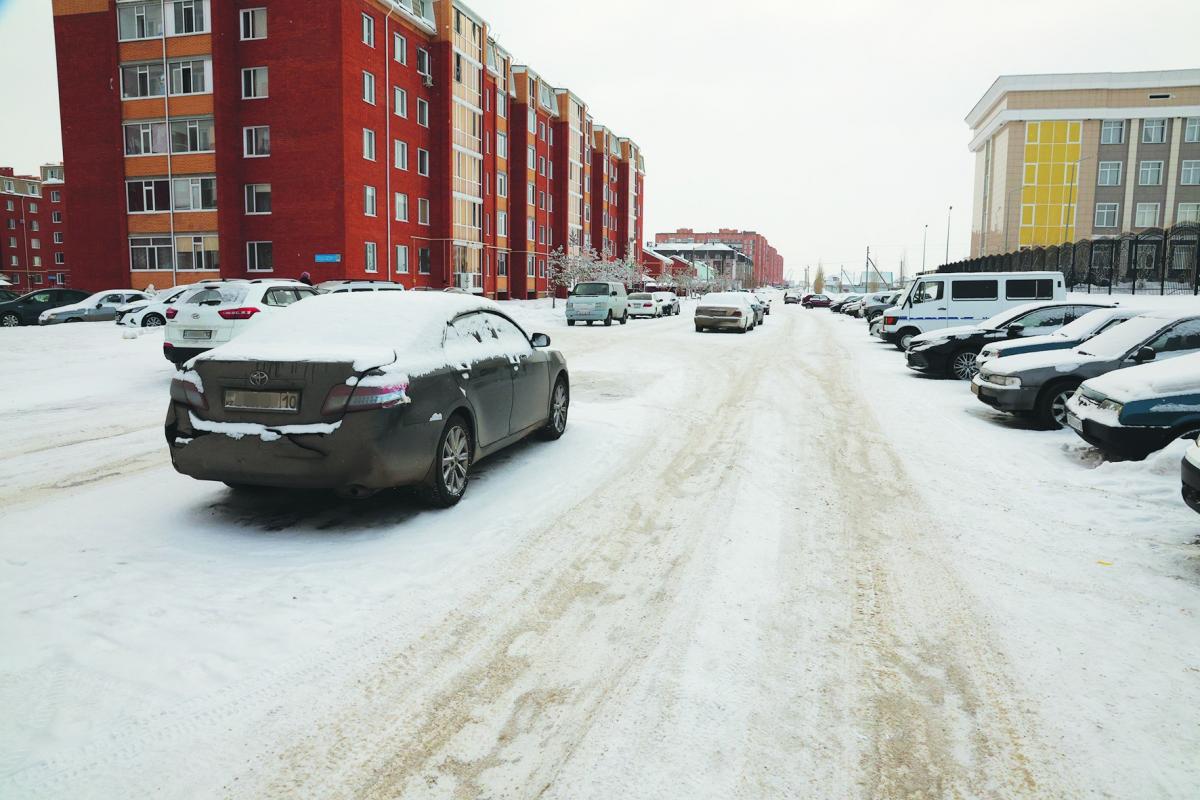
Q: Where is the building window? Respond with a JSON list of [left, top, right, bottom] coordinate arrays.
[[527, 145, 535, 164], [497, 90, 506, 119], [394, 33, 407, 64], [496, 132, 507, 159], [527, 254, 535, 277], [1139, 160, 1163, 186], [168, 59, 208, 95], [418, 198, 430, 225], [395, 140, 409, 170], [32, 255, 42, 267], [362, 71, 376, 104], [1135, 202, 1160, 228], [497, 211, 507, 236], [126, 179, 171, 213], [1179, 203, 1200, 224], [240, 7, 266, 40], [417, 99, 429, 127], [364, 241, 377, 273], [52, 211, 62, 223], [497, 173, 507, 197], [416, 48, 430, 77], [1181, 160, 1200, 186], [395, 192, 408, 221], [1187, 118, 1200, 144], [1099, 120, 1124, 145], [363, 128, 376, 161], [394, 87, 408, 118], [169, 0, 207, 35], [364, 186, 377, 217], [120, 63, 167, 98], [124, 121, 167, 155], [55, 253, 65, 265], [172, 176, 217, 211], [527, 108, 536, 135], [175, 233, 218, 270], [117, 2, 164, 40], [241, 67, 268, 99], [243, 126, 270, 157], [361, 13, 374, 47], [247, 241, 273, 271], [497, 252, 507, 276], [244, 183, 271, 214], [30, 238, 41, 250], [417, 148, 430, 176], [51, 191, 61, 203], [53, 231, 64, 244], [538, 191, 545, 209], [526, 219, 534, 239], [527, 182, 535, 205], [396, 244, 409, 273], [1142, 118, 1167, 144], [170, 118, 215, 153], [130, 236, 174, 270], [30, 221, 39, 232], [1094, 202, 1119, 228]]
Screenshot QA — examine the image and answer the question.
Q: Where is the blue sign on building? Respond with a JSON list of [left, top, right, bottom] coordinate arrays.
[[314, 253, 342, 263]]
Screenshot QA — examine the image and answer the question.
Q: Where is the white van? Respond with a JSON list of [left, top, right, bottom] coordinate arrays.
[[878, 271, 1066, 350]]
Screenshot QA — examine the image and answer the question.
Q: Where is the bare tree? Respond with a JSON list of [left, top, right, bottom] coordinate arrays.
[[813, 265, 826, 294]]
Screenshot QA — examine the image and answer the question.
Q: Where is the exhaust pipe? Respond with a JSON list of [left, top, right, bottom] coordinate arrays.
[[335, 484, 378, 500]]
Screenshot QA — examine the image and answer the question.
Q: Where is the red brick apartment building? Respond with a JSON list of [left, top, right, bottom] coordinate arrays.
[[52, 0, 646, 298], [0, 164, 70, 292], [654, 227, 784, 285]]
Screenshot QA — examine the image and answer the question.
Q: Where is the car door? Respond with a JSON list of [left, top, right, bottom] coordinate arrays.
[[89, 293, 126, 320], [448, 313, 515, 447], [909, 278, 948, 329], [1141, 318, 1200, 362], [487, 313, 546, 433], [19, 291, 54, 323]]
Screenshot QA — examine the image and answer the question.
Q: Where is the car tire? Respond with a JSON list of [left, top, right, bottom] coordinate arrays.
[[603, 311, 613, 327], [425, 415, 472, 508], [65, 318, 82, 323], [142, 313, 166, 327], [1, 313, 19, 327], [586, 320, 593, 326], [695, 324, 705, 333], [539, 376, 569, 441], [949, 349, 979, 381], [896, 329, 919, 350], [619, 312, 628, 325], [1035, 380, 1079, 429], [567, 320, 575, 327]]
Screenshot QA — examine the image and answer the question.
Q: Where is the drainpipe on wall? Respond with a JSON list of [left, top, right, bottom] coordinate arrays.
[[384, 5, 395, 284]]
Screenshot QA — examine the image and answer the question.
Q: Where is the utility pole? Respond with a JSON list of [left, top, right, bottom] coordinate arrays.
[[803, 265, 810, 291], [944, 205, 953, 265], [921, 224, 928, 271]]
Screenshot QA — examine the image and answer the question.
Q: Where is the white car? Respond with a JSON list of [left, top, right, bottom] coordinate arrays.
[[163, 280, 319, 365], [627, 292, 662, 318], [116, 285, 195, 327], [653, 291, 681, 316], [38, 290, 153, 324], [316, 280, 407, 294]]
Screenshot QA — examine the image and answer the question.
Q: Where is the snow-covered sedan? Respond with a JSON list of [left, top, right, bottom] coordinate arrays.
[[976, 307, 1142, 371], [695, 292, 756, 333], [116, 285, 194, 327], [1065, 352, 1200, 460], [653, 291, 681, 316], [163, 280, 319, 365], [972, 310, 1200, 428], [38, 290, 152, 324], [166, 292, 569, 506]]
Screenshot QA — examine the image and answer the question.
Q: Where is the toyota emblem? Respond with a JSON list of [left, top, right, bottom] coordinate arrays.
[[249, 371, 269, 387]]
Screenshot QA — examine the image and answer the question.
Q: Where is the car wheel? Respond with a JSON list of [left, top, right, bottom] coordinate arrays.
[[897, 330, 918, 350], [603, 311, 613, 327], [539, 376, 569, 440], [619, 312, 628, 325], [567, 320, 575, 327], [949, 349, 979, 381], [1, 313, 19, 327], [695, 324, 705, 333], [1035, 381, 1078, 429], [142, 313, 166, 327], [426, 415, 472, 508], [586, 320, 593, 326]]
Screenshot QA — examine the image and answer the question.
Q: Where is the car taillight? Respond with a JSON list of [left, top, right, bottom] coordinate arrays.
[[218, 307, 261, 320], [731, 310, 743, 318], [643, 303, 652, 307], [322, 382, 409, 414], [165, 307, 178, 319], [169, 375, 207, 410], [884, 316, 898, 326]]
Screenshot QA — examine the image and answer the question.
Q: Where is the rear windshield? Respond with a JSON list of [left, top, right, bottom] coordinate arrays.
[[701, 293, 749, 306], [629, 293, 651, 300], [574, 283, 612, 296], [183, 285, 248, 306]]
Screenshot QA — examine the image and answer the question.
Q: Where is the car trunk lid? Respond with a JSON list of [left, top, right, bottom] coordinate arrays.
[[190, 358, 376, 425]]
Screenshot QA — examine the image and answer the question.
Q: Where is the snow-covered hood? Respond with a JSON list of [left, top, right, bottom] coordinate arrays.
[[1082, 352, 1200, 402], [911, 324, 984, 344], [985, 346, 1099, 376]]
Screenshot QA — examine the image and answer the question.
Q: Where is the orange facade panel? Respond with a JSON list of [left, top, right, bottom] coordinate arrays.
[[119, 40, 162, 62], [122, 95, 213, 121], [127, 213, 171, 234], [124, 156, 168, 177], [119, 35, 210, 62], [172, 212, 218, 232], [53, 0, 108, 15], [124, 154, 216, 177], [129, 269, 218, 290]]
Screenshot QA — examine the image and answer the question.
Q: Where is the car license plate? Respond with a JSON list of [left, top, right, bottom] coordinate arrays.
[[182, 329, 212, 340], [223, 389, 301, 413], [1066, 412, 1083, 433]]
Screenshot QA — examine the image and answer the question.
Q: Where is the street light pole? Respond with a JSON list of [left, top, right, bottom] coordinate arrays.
[[944, 205, 953, 265], [921, 224, 928, 270]]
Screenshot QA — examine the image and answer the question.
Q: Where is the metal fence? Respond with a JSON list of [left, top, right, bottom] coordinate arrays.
[[938, 222, 1200, 295]]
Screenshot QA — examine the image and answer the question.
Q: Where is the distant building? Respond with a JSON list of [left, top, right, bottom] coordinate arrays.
[[647, 241, 754, 287], [654, 227, 783, 285], [967, 69, 1200, 258], [0, 164, 69, 292]]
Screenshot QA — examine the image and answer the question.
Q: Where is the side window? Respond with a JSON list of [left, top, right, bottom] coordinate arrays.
[[1095, 317, 1127, 335], [950, 279, 997, 301], [295, 289, 318, 300], [484, 313, 533, 357], [912, 280, 944, 304], [263, 288, 298, 307], [1006, 278, 1053, 300], [101, 294, 124, 305], [1013, 307, 1068, 330], [1146, 319, 1200, 354], [31, 292, 51, 303]]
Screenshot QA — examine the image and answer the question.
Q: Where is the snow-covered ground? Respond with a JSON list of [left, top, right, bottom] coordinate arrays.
[[1, 302, 1198, 799]]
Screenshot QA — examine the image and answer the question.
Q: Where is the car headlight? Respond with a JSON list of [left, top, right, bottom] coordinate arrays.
[[983, 373, 1021, 387], [1098, 399, 1124, 415]]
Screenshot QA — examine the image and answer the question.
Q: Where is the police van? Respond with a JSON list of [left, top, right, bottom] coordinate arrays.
[[878, 271, 1066, 350]]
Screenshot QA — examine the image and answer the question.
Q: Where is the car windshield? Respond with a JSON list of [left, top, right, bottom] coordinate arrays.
[[184, 285, 249, 306], [1076, 315, 1172, 358], [1055, 309, 1116, 339], [574, 283, 611, 296]]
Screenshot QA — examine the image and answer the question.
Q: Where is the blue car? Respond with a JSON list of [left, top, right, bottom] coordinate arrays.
[[1066, 351, 1200, 460], [975, 306, 1138, 371]]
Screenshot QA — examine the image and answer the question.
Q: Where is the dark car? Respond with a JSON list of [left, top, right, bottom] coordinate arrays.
[[803, 294, 832, 309], [862, 291, 902, 323], [906, 302, 1114, 380], [1183, 439, 1200, 514], [0, 288, 90, 327], [783, 292, 801, 305], [0, 290, 17, 303], [167, 292, 570, 507], [830, 294, 861, 313]]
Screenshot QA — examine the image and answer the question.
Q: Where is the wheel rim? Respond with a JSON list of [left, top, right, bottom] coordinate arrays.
[[144, 315, 164, 327], [900, 334, 914, 349], [441, 425, 470, 496], [952, 352, 978, 380], [552, 382, 568, 432], [1050, 391, 1072, 427], [1, 315, 17, 327]]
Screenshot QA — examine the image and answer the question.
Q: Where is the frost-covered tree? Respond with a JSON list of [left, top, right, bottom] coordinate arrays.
[[813, 265, 826, 294]]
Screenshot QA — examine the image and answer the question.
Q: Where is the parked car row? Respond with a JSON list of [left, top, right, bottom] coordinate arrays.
[[837, 270, 1200, 516]]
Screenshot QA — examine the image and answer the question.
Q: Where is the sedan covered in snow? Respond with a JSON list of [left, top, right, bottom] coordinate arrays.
[[38, 290, 152, 324], [1065, 352, 1200, 460], [976, 307, 1142, 371], [166, 292, 569, 506], [971, 311, 1200, 428], [695, 292, 756, 333]]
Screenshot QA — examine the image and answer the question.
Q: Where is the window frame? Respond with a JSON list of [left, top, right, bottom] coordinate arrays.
[[240, 66, 268, 99], [239, 7, 266, 40], [244, 183, 271, 215], [246, 241, 273, 272]]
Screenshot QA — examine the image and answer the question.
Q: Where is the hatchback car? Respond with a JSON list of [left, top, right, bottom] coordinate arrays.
[[0, 288, 89, 327], [39, 290, 153, 324], [784, 292, 801, 305], [972, 311, 1200, 428], [695, 292, 755, 332], [1065, 352, 1200, 460], [166, 292, 569, 506], [163, 280, 319, 364]]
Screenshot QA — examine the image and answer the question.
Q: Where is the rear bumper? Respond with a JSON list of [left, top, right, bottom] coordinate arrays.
[[1182, 452, 1200, 513], [166, 403, 439, 490], [628, 307, 658, 316], [695, 314, 745, 329]]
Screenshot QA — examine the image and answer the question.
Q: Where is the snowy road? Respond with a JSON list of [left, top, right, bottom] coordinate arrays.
[[2, 304, 1198, 799]]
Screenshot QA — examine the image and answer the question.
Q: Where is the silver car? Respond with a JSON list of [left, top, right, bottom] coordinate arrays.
[[39, 290, 153, 324]]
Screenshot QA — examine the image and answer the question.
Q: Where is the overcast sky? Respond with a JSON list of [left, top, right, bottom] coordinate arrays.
[[3, 0, 1198, 280]]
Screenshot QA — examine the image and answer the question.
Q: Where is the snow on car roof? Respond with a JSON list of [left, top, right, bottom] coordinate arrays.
[[1085, 351, 1200, 401], [194, 291, 500, 372], [700, 292, 753, 305]]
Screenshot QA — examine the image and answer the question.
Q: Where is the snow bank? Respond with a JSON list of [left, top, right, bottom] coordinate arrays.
[[1083, 352, 1200, 401]]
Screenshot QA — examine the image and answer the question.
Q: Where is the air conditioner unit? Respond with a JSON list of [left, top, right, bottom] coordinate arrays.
[[422, 74, 434, 88]]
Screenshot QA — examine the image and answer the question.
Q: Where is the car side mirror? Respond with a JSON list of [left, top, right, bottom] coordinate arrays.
[[1133, 346, 1156, 363], [530, 333, 551, 348], [95, 302, 105, 308], [1006, 324, 1024, 339], [610, 291, 618, 297]]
